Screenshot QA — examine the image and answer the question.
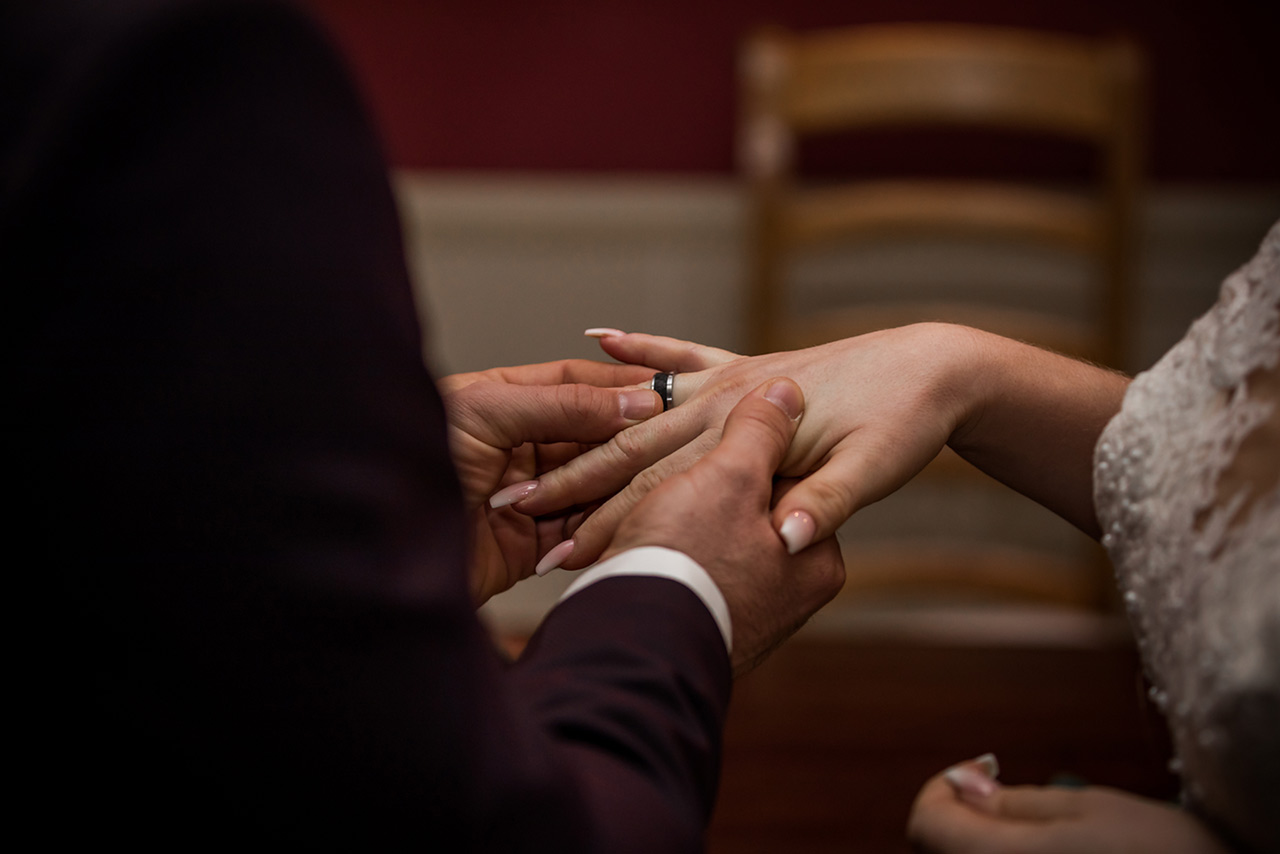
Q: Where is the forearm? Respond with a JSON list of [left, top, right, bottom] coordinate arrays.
[[945, 326, 1131, 538]]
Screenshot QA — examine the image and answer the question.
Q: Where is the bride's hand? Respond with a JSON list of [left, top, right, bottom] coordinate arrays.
[[908, 756, 1231, 854], [506, 324, 987, 571]]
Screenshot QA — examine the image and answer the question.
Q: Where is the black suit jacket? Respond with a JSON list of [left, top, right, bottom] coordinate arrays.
[[6, 1, 730, 847]]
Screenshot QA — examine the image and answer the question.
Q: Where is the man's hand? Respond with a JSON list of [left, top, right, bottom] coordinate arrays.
[[602, 378, 845, 675], [440, 359, 658, 604], [907, 756, 1231, 854], [515, 326, 977, 571]]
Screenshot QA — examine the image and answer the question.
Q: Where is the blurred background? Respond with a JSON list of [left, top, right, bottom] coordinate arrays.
[[302, 2, 1277, 851]]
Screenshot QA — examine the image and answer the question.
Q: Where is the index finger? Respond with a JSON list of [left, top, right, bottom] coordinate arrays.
[[448, 381, 660, 450], [440, 359, 655, 394], [509, 400, 713, 516]]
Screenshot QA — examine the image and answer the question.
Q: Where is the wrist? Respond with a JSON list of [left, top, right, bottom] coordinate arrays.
[[909, 323, 996, 452]]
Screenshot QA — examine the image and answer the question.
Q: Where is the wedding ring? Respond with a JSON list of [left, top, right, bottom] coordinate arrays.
[[649, 371, 677, 411]]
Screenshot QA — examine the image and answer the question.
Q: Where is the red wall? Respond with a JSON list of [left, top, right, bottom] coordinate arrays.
[[303, 0, 1279, 183]]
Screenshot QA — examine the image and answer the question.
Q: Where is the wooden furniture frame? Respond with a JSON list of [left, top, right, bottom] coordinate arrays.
[[739, 23, 1145, 609], [741, 23, 1144, 370]]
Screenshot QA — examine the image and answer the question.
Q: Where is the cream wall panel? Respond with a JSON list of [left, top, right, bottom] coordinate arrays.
[[391, 172, 1278, 636]]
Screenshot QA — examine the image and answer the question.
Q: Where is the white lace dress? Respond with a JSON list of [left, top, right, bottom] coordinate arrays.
[[1095, 221, 1280, 853]]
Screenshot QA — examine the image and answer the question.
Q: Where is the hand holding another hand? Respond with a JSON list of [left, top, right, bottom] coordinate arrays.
[[601, 378, 845, 675], [511, 323, 985, 571]]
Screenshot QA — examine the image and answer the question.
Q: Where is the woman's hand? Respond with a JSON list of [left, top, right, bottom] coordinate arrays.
[[907, 755, 1231, 854], [439, 359, 658, 605], [508, 323, 1126, 574], [510, 324, 986, 571]]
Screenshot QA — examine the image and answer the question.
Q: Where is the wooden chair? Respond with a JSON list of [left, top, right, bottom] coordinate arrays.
[[741, 22, 1143, 368], [738, 23, 1145, 611]]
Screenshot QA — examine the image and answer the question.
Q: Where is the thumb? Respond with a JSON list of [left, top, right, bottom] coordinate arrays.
[[771, 449, 873, 555], [448, 381, 661, 450], [695, 378, 805, 502]]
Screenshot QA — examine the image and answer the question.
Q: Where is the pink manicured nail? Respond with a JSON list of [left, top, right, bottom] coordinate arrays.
[[620, 388, 660, 420], [584, 327, 625, 338], [944, 753, 1001, 801], [778, 510, 816, 555], [535, 539, 575, 576], [945, 766, 999, 799], [763, 380, 804, 421], [973, 753, 1000, 778], [489, 480, 538, 509]]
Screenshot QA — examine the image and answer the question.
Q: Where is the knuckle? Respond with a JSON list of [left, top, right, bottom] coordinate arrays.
[[443, 383, 497, 435], [441, 380, 480, 412], [724, 464, 762, 497], [558, 382, 607, 420], [609, 424, 650, 463], [801, 476, 858, 517], [698, 453, 761, 500], [818, 552, 846, 594], [628, 464, 667, 497], [711, 371, 757, 401], [681, 341, 706, 366]]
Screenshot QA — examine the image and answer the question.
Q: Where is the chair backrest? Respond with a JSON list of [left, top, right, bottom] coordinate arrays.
[[740, 23, 1144, 370], [739, 24, 1146, 613]]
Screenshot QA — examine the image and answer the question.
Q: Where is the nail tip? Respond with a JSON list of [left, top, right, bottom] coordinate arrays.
[[944, 767, 998, 799], [974, 752, 1000, 778], [535, 539, 575, 576], [490, 480, 539, 509], [778, 511, 815, 555], [943, 755, 1000, 799]]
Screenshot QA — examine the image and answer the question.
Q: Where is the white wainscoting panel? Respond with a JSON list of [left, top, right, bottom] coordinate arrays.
[[391, 172, 1278, 636]]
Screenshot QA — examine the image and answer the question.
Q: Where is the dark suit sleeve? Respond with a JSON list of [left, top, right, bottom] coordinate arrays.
[[8, 1, 730, 848]]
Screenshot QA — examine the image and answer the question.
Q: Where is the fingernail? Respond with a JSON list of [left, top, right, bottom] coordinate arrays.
[[489, 480, 538, 509], [944, 766, 999, 799], [763, 380, 804, 421], [778, 510, 815, 555], [620, 388, 660, 420], [943, 753, 1001, 801], [535, 539, 575, 576], [973, 753, 1000, 778], [584, 327, 625, 338]]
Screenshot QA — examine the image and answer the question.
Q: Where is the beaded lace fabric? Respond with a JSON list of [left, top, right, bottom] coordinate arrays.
[[1095, 221, 1280, 853]]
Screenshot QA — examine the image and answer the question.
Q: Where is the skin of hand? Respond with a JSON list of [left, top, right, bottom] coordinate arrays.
[[508, 324, 1128, 572], [907, 756, 1232, 854], [509, 324, 982, 570], [438, 359, 659, 605], [601, 378, 846, 675]]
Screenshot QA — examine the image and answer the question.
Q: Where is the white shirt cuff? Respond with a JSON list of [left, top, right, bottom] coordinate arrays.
[[558, 546, 732, 653]]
